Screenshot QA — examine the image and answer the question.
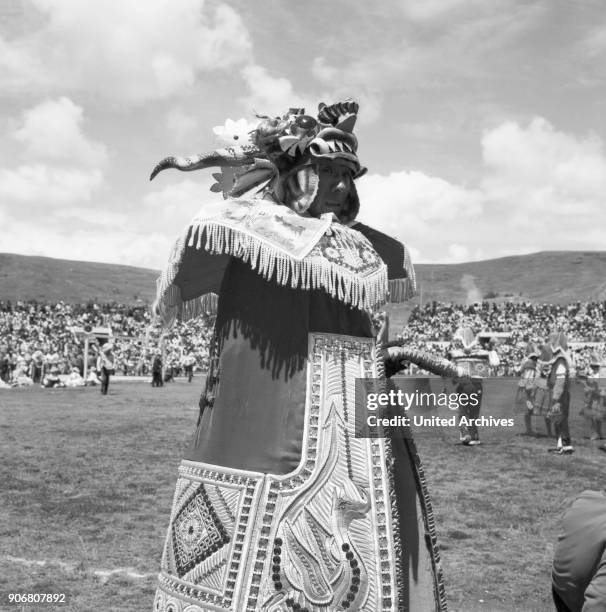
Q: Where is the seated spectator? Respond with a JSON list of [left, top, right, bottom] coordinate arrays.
[[62, 367, 85, 387], [11, 358, 33, 387], [41, 365, 65, 388], [86, 370, 101, 386]]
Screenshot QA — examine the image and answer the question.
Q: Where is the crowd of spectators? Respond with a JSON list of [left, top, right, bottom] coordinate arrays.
[[0, 300, 214, 388], [1, 299, 605, 388], [399, 300, 606, 375]]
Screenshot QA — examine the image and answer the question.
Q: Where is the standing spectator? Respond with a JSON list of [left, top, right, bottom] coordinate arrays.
[[97, 343, 115, 395], [163, 355, 175, 383], [71, 351, 84, 377], [0, 349, 10, 383], [181, 351, 196, 383], [151, 351, 163, 387], [30, 349, 45, 383]]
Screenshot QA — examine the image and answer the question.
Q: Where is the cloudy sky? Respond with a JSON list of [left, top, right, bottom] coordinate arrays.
[[1, 0, 605, 268]]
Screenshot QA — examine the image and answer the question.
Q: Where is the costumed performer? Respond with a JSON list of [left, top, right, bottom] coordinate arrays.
[[448, 325, 489, 446], [545, 332, 574, 455], [534, 344, 553, 437], [580, 353, 605, 441], [518, 341, 540, 436], [150, 100, 454, 611]]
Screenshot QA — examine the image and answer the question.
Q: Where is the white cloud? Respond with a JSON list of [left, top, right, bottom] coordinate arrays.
[[354, 115, 606, 262], [0, 0, 252, 103], [53, 207, 129, 228], [0, 219, 171, 269], [356, 170, 483, 261], [357, 170, 481, 223], [11, 97, 108, 167], [481, 117, 606, 227], [310, 2, 545, 125], [311, 57, 383, 124], [0, 165, 103, 206], [497, 245, 539, 257], [400, 0, 481, 22], [166, 108, 199, 143], [0, 175, 221, 269], [143, 177, 219, 233], [240, 64, 302, 116], [240, 61, 374, 124], [0, 34, 41, 88], [311, 57, 338, 83], [577, 23, 606, 60], [448, 243, 471, 262], [1, 99, 106, 214]]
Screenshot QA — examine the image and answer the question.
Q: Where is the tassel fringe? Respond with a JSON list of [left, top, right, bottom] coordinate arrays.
[[388, 278, 415, 302], [387, 237, 416, 302], [154, 218, 390, 326]]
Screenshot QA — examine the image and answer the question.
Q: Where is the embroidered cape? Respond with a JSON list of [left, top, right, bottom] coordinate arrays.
[[154, 197, 416, 325], [154, 198, 415, 324]]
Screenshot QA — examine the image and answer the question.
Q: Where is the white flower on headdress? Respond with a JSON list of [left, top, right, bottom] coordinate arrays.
[[212, 118, 256, 145]]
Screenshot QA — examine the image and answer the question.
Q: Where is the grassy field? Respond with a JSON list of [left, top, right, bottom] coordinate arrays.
[[1, 379, 604, 612]]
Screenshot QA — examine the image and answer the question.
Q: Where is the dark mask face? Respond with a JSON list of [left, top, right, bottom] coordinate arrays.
[[308, 161, 354, 219]]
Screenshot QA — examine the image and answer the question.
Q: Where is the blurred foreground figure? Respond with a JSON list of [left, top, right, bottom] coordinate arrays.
[[150, 101, 449, 611], [552, 490, 606, 611]]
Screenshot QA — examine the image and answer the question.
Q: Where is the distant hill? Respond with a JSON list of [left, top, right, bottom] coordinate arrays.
[[413, 251, 606, 305], [0, 253, 159, 305], [1, 250, 605, 308], [383, 250, 606, 332]]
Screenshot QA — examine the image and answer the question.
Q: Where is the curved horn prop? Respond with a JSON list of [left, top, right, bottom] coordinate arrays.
[[149, 144, 263, 181], [386, 343, 461, 379]]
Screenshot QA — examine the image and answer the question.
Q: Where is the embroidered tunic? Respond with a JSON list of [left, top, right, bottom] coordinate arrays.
[[153, 198, 447, 612]]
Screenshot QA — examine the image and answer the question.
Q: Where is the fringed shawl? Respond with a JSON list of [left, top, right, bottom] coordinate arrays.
[[154, 197, 415, 325]]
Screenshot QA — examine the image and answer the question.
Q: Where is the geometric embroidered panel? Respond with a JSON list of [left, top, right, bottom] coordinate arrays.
[[171, 483, 230, 577]]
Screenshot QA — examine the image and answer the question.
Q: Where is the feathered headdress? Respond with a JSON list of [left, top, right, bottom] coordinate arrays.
[[525, 341, 539, 358], [589, 352, 602, 367], [150, 100, 365, 214], [452, 326, 479, 352], [548, 331, 568, 353]]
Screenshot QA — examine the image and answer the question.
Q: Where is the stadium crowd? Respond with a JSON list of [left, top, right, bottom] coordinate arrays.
[[399, 300, 606, 376], [1, 299, 605, 387], [0, 300, 214, 387]]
